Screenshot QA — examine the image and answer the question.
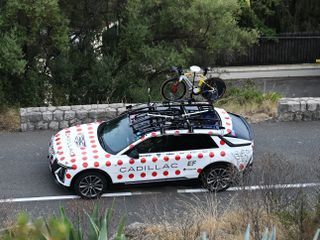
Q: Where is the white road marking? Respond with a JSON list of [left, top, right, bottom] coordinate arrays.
[[1, 183, 319, 203], [177, 182, 320, 194]]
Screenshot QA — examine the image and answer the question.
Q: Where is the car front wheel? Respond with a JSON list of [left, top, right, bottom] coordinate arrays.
[[73, 171, 107, 199], [201, 165, 235, 192]]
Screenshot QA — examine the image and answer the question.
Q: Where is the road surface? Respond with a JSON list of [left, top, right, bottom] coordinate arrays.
[[0, 121, 319, 224]]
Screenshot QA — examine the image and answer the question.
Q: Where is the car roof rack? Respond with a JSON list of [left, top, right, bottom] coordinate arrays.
[[125, 101, 224, 136]]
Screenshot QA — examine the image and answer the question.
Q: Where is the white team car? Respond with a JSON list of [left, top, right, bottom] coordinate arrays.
[[48, 102, 254, 199]]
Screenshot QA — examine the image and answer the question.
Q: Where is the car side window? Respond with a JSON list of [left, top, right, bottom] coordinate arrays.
[[131, 136, 167, 154], [165, 134, 218, 152]]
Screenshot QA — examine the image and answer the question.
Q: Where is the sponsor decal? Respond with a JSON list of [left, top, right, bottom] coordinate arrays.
[[75, 134, 86, 148], [65, 132, 76, 157], [119, 163, 178, 173]]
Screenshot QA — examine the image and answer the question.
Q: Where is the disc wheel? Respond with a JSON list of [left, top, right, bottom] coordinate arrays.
[[201, 165, 235, 192], [201, 77, 226, 101], [73, 171, 107, 199], [161, 77, 187, 101]]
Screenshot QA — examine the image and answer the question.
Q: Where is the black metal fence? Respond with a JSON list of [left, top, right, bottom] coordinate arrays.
[[217, 33, 320, 66]]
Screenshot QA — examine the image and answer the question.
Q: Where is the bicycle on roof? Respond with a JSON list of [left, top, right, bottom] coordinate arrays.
[[160, 65, 227, 103]]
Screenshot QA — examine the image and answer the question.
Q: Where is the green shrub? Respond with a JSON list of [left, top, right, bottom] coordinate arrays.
[[0, 205, 126, 240]]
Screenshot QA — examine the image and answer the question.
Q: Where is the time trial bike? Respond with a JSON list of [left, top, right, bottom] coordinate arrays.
[[160, 65, 226, 102]]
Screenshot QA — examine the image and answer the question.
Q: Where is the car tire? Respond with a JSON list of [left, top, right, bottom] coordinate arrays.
[[200, 164, 236, 192], [73, 171, 108, 199]]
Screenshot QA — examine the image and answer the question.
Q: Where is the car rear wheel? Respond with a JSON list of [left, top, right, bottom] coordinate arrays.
[[201, 164, 235, 192], [73, 171, 107, 199]]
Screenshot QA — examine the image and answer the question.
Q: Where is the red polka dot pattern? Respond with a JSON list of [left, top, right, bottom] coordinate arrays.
[[175, 155, 181, 161], [209, 152, 215, 158], [151, 132, 157, 137], [175, 170, 181, 175], [239, 164, 245, 170], [140, 172, 146, 178], [82, 156, 88, 161], [105, 154, 111, 158], [163, 156, 169, 161], [152, 157, 158, 163], [93, 155, 99, 159], [72, 165, 77, 170], [105, 161, 111, 167], [198, 153, 203, 159], [152, 172, 157, 177], [60, 157, 65, 161], [71, 159, 76, 163], [94, 162, 99, 167], [117, 160, 123, 165], [187, 154, 192, 160], [220, 140, 225, 145], [163, 171, 169, 176], [141, 158, 146, 164], [129, 159, 135, 165], [197, 168, 202, 173], [129, 173, 134, 179], [66, 174, 71, 179], [83, 162, 88, 168], [117, 175, 123, 180], [220, 151, 226, 157]]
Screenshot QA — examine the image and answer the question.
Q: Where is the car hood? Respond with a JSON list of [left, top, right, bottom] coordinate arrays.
[[52, 122, 107, 163]]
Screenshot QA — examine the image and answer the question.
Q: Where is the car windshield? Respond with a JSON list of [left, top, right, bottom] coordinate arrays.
[[98, 115, 137, 154]]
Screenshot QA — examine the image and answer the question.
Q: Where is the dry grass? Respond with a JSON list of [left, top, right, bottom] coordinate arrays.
[[218, 99, 277, 123], [127, 195, 288, 240], [0, 108, 20, 131]]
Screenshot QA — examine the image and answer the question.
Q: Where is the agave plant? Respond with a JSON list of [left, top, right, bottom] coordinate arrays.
[[0, 205, 126, 240]]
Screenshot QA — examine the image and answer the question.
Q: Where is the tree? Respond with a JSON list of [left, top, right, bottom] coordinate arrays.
[[0, 0, 68, 107], [50, 0, 258, 104]]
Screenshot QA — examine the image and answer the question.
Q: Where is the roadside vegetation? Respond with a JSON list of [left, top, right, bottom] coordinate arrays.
[[216, 82, 282, 123], [1, 0, 319, 108]]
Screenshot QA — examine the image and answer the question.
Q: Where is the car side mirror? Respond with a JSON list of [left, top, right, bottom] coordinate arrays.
[[127, 149, 139, 159]]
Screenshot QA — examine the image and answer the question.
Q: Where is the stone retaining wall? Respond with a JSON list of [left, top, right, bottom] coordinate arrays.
[[278, 97, 320, 121], [20, 103, 129, 131], [19, 98, 320, 131]]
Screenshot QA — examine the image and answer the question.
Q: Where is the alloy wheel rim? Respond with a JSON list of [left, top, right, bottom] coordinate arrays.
[[79, 175, 104, 198], [206, 168, 231, 191]]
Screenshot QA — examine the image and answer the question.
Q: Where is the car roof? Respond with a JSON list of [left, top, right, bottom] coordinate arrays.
[[123, 102, 225, 137]]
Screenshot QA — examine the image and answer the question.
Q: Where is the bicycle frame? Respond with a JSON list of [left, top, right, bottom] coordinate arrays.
[[178, 73, 206, 94]]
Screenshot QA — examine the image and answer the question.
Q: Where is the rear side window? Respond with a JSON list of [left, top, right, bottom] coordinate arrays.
[[227, 113, 253, 140], [164, 134, 218, 152]]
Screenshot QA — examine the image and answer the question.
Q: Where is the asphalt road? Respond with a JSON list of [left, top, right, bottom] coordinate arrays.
[[0, 121, 320, 224], [226, 76, 320, 97]]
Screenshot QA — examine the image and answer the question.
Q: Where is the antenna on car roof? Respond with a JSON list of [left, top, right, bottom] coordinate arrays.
[[147, 88, 151, 106]]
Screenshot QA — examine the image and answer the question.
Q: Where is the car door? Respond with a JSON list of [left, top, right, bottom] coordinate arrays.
[[121, 136, 170, 182], [161, 134, 220, 179]]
